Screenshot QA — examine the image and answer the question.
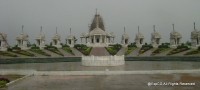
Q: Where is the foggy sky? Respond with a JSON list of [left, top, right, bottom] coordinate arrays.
[[0, 0, 200, 46]]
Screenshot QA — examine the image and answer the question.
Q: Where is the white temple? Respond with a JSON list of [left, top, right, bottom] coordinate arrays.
[[135, 26, 144, 47], [121, 27, 129, 45], [151, 25, 161, 47], [35, 27, 45, 49], [80, 9, 115, 47], [52, 27, 62, 48], [170, 24, 182, 48], [191, 22, 200, 48], [66, 28, 75, 47], [0, 32, 8, 51], [16, 26, 29, 50]]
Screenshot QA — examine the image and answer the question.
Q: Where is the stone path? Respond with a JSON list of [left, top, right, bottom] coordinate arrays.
[[126, 47, 141, 56], [58, 48, 74, 57], [25, 50, 49, 58], [139, 49, 153, 56], [116, 47, 126, 55], [154, 49, 174, 56], [171, 49, 193, 56], [70, 47, 83, 56], [89, 47, 110, 56], [43, 49, 63, 57]]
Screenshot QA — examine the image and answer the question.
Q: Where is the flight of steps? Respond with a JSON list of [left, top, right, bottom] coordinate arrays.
[[126, 47, 141, 57], [70, 47, 83, 57], [89, 47, 110, 56], [139, 49, 153, 56], [154, 49, 173, 56], [57, 48, 74, 57], [116, 47, 126, 55]]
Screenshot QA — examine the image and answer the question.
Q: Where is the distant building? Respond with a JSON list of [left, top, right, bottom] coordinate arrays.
[[121, 27, 129, 46], [35, 27, 46, 49], [16, 26, 29, 50], [0, 32, 8, 51], [151, 25, 161, 47], [191, 22, 200, 48], [135, 26, 144, 47], [52, 27, 61, 48]]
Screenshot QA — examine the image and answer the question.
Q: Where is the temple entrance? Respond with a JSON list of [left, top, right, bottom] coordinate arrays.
[[140, 39, 143, 44], [54, 40, 57, 45], [69, 40, 71, 44], [125, 39, 128, 44], [156, 38, 159, 44], [0, 41, 1, 46], [92, 39, 94, 43], [96, 38, 99, 43], [177, 38, 180, 44], [102, 38, 104, 43], [37, 40, 40, 45], [197, 39, 199, 44], [174, 39, 176, 44]]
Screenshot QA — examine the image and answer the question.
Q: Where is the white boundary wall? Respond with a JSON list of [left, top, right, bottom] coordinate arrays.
[[82, 55, 125, 66]]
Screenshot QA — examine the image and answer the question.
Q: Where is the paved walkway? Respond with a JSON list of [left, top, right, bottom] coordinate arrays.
[[43, 49, 63, 57], [116, 47, 126, 55], [126, 47, 141, 56], [89, 47, 110, 56], [70, 47, 83, 56], [58, 48, 74, 57]]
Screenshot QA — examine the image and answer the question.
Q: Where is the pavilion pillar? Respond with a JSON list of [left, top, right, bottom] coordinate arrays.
[[81, 38, 82, 44]]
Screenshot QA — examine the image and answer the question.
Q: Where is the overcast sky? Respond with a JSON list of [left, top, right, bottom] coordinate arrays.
[[0, 0, 200, 46]]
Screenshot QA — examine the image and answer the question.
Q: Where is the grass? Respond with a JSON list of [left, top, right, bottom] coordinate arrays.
[[62, 47, 74, 55], [30, 49, 51, 56]]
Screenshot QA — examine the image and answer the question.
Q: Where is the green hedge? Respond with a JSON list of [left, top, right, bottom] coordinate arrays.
[[62, 47, 74, 55], [45, 45, 64, 56], [139, 44, 153, 54], [0, 51, 18, 57], [30, 49, 51, 56], [184, 49, 199, 55], [74, 44, 92, 56], [125, 43, 137, 55]]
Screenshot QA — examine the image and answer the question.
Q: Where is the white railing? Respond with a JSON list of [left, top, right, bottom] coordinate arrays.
[[81, 55, 125, 66]]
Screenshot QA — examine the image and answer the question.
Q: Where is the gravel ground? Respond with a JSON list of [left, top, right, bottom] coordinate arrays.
[[7, 74, 200, 90]]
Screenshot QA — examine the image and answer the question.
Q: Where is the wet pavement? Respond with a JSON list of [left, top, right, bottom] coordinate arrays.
[[7, 74, 200, 90]]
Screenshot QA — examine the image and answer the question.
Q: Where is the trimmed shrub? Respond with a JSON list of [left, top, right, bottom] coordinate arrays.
[[62, 47, 74, 55], [0, 78, 10, 83], [0, 51, 18, 57]]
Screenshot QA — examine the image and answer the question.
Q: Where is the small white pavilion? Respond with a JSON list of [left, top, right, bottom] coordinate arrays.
[[35, 27, 45, 49], [66, 28, 75, 47], [151, 25, 162, 47], [170, 24, 182, 48], [52, 27, 62, 48], [0, 32, 8, 51], [135, 26, 144, 47], [16, 26, 29, 50], [121, 27, 129, 45], [191, 22, 200, 48]]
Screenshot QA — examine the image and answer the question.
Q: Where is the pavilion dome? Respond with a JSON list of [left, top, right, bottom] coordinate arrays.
[[35, 31, 45, 40], [52, 33, 60, 40], [152, 31, 161, 39], [67, 34, 75, 39], [16, 32, 28, 40], [170, 30, 182, 38], [136, 31, 144, 39], [122, 33, 129, 39]]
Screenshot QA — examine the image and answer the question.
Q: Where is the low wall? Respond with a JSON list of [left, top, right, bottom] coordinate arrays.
[[0, 56, 200, 64], [82, 55, 125, 66]]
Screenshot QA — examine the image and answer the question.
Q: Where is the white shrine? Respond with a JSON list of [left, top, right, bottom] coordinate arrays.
[[16, 26, 29, 50], [52, 27, 62, 48], [0, 32, 8, 51], [170, 24, 182, 48], [151, 25, 161, 47], [191, 22, 200, 48], [121, 27, 129, 46], [35, 27, 45, 49], [66, 28, 75, 47], [135, 26, 144, 47], [80, 9, 115, 47]]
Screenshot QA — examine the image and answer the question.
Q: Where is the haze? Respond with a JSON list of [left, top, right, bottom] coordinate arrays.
[[0, 0, 200, 46]]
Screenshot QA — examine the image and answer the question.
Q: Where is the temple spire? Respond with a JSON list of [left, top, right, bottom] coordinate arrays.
[[194, 22, 196, 29], [70, 28, 71, 34], [96, 8, 97, 15], [22, 25, 24, 33], [56, 27, 57, 34], [153, 25, 155, 32], [172, 24, 174, 31], [124, 27, 125, 33], [40, 26, 42, 32], [138, 26, 139, 33]]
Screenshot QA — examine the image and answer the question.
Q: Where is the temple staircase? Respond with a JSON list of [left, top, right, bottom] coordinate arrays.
[[126, 47, 141, 56], [89, 47, 110, 56]]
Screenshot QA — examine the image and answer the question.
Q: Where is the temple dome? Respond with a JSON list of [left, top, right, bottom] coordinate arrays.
[[136, 31, 144, 39], [89, 10, 105, 31], [66, 28, 75, 39], [89, 27, 107, 36], [35, 27, 45, 40], [52, 33, 60, 40]]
